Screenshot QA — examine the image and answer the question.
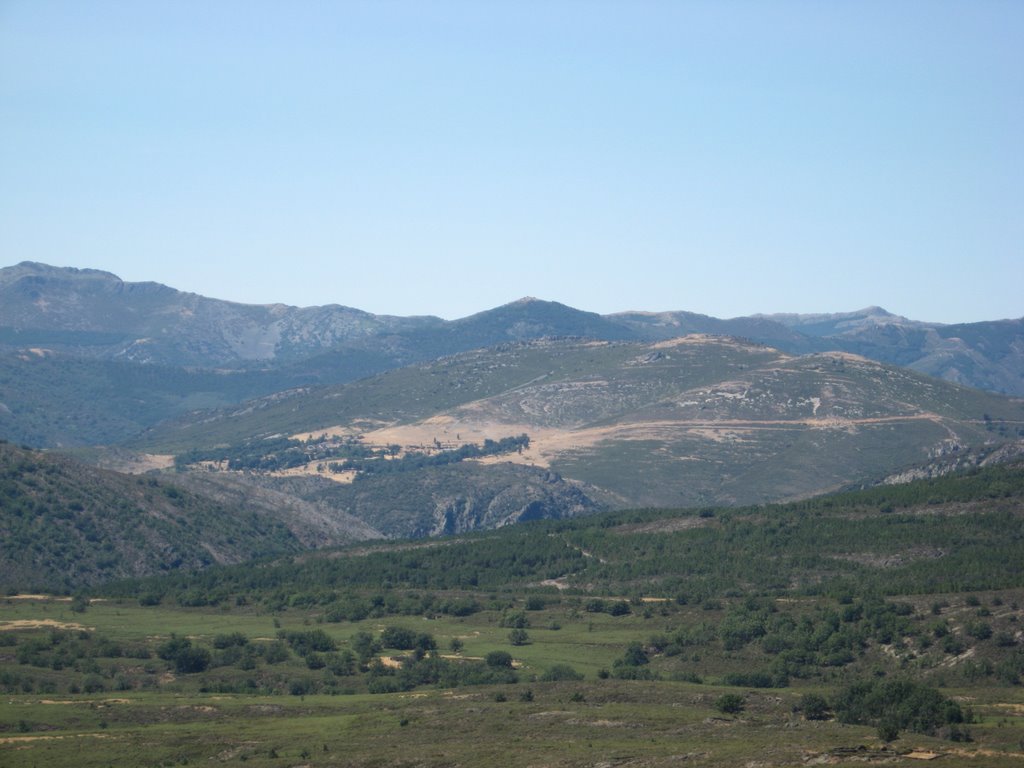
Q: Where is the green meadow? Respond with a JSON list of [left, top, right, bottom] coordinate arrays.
[[3, 589, 1024, 767]]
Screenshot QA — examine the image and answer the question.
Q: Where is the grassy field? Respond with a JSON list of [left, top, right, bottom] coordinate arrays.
[[8, 682, 1024, 768], [3, 594, 1024, 767]]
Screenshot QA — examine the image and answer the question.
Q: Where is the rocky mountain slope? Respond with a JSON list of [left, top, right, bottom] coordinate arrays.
[[144, 337, 1024, 510]]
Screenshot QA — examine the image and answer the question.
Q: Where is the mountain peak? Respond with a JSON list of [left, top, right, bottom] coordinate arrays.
[[505, 296, 550, 308], [0, 261, 123, 287]]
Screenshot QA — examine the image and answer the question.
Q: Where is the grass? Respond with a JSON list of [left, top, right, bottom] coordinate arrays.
[[3, 593, 1024, 766], [3, 680, 1023, 767]]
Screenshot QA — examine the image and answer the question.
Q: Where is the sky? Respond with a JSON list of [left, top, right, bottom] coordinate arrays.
[[1, 1, 1021, 323]]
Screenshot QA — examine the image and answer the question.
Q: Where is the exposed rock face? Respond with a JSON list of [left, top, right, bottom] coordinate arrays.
[[0, 261, 425, 367], [235, 463, 608, 540], [881, 440, 1024, 485]]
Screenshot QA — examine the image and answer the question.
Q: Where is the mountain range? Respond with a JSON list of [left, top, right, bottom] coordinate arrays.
[[2, 261, 1022, 398], [1, 261, 1023, 580]]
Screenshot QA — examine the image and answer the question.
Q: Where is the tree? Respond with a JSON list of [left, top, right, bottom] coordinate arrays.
[[509, 628, 530, 646], [833, 678, 965, 737]]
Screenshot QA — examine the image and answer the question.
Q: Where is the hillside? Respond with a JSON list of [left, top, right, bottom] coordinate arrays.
[[0, 351, 296, 447], [142, 337, 1024, 512], [0, 442, 380, 592], [113, 462, 1024, 601]]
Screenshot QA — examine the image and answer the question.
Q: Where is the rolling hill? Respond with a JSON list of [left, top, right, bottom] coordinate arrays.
[[141, 336, 1024, 514]]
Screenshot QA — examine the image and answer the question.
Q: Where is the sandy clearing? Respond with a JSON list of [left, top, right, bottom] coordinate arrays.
[[0, 733, 114, 744], [539, 577, 570, 590], [128, 454, 175, 472], [649, 335, 782, 353], [38, 698, 131, 706], [361, 417, 561, 468], [266, 410, 948, 482], [96, 453, 175, 474], [6, 594, 72, 601], [0, 620, 91, 632], [994, 703, 1024, 714], [291, 420, 390, 442], [267, 463, 356, 484]]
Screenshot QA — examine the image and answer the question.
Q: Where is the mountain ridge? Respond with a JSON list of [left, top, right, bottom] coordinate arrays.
[[2, 261, 1022, 453], [2, 261, 1020, 396]]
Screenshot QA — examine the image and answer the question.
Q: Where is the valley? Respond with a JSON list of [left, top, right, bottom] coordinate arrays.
[[2, 466, 1024, 766]]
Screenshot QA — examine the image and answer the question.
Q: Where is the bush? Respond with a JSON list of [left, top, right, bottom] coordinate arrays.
[[500, 611, 529, 629], [607, 601, 631, 616], [174, 646, 211, 674], [715, 694, 745, 715], [878, 719, 900, 742], [380, 626, 417, 650], [282, 629, 337, 656], [540, 664, 583, 682], [486, 651, 514, 668], [798, 693, 831, 721], [213, 632, 248, 649], [615, 642, 649, 668], [833, 678, 965, 736], [157, 635, 211, 674], [722, 671, 788, 688]]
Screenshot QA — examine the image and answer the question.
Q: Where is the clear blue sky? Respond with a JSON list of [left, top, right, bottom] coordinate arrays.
[[1, 1, 1021, 323]]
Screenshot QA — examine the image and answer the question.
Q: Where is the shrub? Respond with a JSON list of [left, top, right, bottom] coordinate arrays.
[[486, 651, 514, 668], [833, 678, 965, 737], [282, 629, 337, 656], [500, 611, 529, 629], [540, 664, 583, 682], [715, 694, 744, 715], [615, 642, 648, 668], [722, 671, 788, 688], [174, 646, 211, 674], [213, 632, 248, 649], [798, 693, 831, 721]]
